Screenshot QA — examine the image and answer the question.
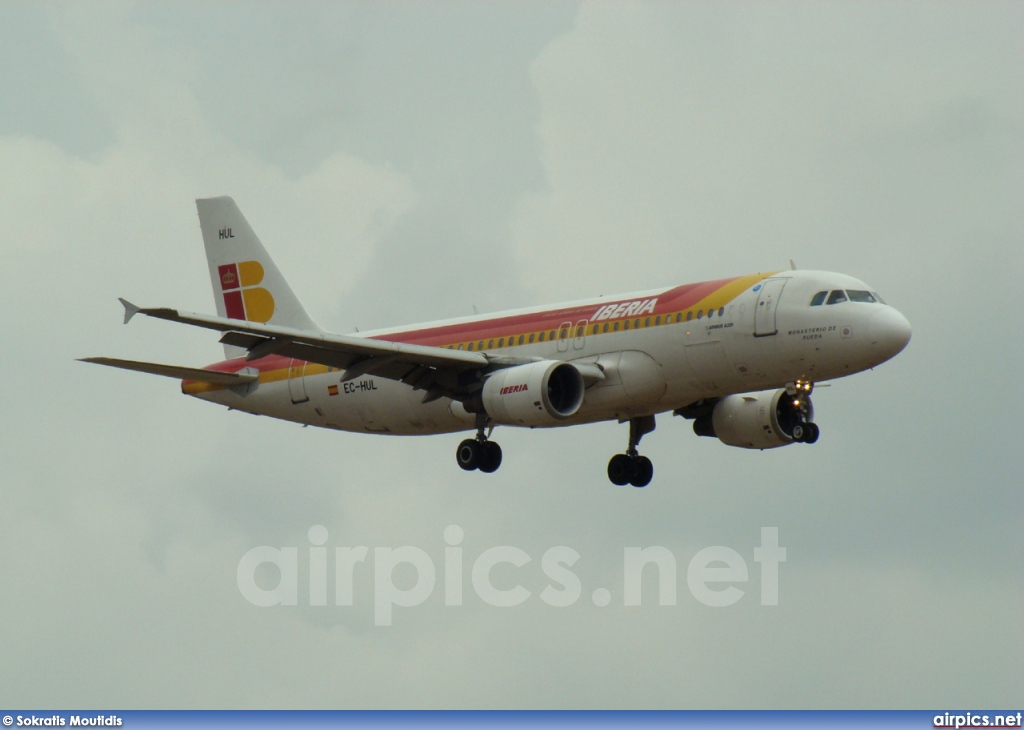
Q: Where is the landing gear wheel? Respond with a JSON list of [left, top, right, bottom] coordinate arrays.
[[457, 412, 504, 474], [629, 456, 653, 488], [607, 454, 633, 486], [456, 439, 480, 471], [456, 432, 502, 474], [792, 422, 820, 444], [608, 415, 657, 487], [478, 441, 503, 473]]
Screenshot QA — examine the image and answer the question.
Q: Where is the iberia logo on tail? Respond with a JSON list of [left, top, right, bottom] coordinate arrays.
[[218, 260, 275, 323]]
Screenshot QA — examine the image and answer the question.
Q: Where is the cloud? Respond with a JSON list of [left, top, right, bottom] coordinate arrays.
[[512, 2, 1024, 296], [1, 0, 1021, 711]]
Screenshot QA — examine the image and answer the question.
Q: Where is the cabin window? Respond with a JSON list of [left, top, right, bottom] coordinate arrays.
[[488, 339, 494, 349], [560, 328, 568, 340], [549, 331, 556, 340], [467, 342, 474, 351], [624, 320, 630, 330], [518, 335, 525, 345], [810, 291, 827, 306], [498, 338, 504, 348], [655, 316, 661, 325], [538, 331, 545, 342], [528, 333, 535, 343], [478, 341, 485, 350], [719, 307, 725, 317], [686, 311, 693, 321], [696, 310, 703, 320], [645, 317, 651, 327], [603, 323, 609, 333], [613, 321, 620, 331], [592, 325, 599, 335], [576, 326, 584, 337]]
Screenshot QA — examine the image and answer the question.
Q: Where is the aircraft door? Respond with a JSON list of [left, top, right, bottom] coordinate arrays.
[[573, 319, 588, 350], [288, 359, 309, 404], [557, 321, 572, 353], [754, 278, 788, 337]]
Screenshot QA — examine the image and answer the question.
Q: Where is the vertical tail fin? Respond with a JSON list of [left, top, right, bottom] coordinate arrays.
[[196, 196, 321, 358]]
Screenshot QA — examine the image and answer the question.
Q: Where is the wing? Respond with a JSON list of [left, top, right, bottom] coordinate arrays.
[[117, 298, 501, 402], [89, 299, 606, 402]]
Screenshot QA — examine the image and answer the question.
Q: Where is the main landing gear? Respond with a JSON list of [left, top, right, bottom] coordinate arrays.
[[607, 415, 656, 488], [456, 415, 503, 474]]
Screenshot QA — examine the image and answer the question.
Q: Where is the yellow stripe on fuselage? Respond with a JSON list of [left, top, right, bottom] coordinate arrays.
[[181, 272, 777, 394], [181, 362, 334, 395]]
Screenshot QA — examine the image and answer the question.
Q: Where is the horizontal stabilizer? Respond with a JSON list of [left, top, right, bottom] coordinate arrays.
[[77, 357, 258, 385]]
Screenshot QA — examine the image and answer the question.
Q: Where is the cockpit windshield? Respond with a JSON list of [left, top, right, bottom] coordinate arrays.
[[810, 289, 886, 306]]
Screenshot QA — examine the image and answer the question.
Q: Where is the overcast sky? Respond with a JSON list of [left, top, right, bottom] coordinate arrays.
[[1, 0, 1021, 710]]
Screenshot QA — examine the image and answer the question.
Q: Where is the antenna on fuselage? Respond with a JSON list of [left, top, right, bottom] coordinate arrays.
[[789, 259, 798, 270]]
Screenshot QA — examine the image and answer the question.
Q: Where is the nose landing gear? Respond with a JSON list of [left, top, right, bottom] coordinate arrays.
[[788, 380, 820, 444], [792, 421, 820, 444], [607, 415, 655, 488]]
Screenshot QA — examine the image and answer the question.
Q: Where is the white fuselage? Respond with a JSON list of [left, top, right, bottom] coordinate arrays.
[[189, 269, 911, 435]]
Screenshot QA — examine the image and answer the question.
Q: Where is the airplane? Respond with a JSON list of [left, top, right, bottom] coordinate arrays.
[[81, 196, 911, 487]]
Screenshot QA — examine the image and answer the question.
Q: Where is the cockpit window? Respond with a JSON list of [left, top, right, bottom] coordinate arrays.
[[826, 290, 848, 305], [846, 290, 877, 303], [809, 291, 827, 306], [871, 291, 886, 305]]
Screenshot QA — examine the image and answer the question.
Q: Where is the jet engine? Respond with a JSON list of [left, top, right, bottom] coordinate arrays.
[[693, 388, 817, 449], [479, 361, 585, 427]]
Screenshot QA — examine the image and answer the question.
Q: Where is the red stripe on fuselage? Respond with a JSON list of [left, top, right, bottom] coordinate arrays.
[[376, 278, 736, 348], [192, 276, 745, 375]]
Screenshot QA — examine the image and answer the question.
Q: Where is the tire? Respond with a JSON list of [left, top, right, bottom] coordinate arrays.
[[792, 424, 806, 443], [805, 423, 820, 444], [456, 439, 480, 471], [630, 456, 653, 488], [478, 441, 503, 473], [607, 454, 632, 486]]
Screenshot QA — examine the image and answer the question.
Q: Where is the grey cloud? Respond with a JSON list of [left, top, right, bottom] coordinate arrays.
[[1, 0, 1020, 710]]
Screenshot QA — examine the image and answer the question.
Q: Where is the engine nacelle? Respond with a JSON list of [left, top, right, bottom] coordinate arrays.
[[481, 361, 585, 427], [694, 389, 814, 449]]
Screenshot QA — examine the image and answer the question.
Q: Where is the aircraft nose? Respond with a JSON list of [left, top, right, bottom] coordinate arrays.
[[868, 307, 912, 361]]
